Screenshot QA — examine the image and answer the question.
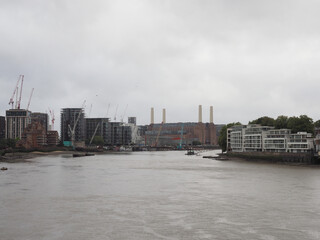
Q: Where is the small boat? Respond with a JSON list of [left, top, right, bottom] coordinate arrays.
[[186, 149, 195, 155], [73, 153, 95, 158], [1, 167, 8, 171]]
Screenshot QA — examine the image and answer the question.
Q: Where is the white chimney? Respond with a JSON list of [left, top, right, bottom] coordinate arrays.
[[198, 105, 202, 123], [162, 108, 166, 124], [210, 106, 213, 123], [151, 107, 154, 124]]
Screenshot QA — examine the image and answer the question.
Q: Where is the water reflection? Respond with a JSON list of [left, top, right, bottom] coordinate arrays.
[[1, 151, 320, 240]]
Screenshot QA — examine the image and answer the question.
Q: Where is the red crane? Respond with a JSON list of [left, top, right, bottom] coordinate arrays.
[[26, 88, 34, 111]]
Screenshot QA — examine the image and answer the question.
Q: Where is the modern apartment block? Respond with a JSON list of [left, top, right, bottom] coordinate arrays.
[[128, 117, 137, 126], [60, 108, 85, 144], [0, 116, 5, 139], [5, 109, 31, 139], [227, 124, 314, 153], [105, 122, 132, 146], [85, 118, 109, 143]]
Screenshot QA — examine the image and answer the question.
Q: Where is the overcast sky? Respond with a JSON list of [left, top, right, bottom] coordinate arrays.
[[1, 0, 320, 129]]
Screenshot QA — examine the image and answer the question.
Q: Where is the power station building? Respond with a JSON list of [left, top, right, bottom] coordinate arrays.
[[60, 108, 85, 145], [144, 105, 218, 147], [5, 109, 31, 139]]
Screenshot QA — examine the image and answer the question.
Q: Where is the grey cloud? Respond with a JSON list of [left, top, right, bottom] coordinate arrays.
[[1, 0, 320, 128]]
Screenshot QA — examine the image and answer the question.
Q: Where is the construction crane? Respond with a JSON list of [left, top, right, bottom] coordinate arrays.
[[26, 88, 34, 111], [178, 123, 184, 149], [8, 75, 22, 109], [154, 122, 164, 147], [89, 123, 100, 145], [48, 108, 55, 130], [114, 104, 118, 121], [68, 100, 86, 148], [88, 104, 92, 117], [17, 75, 24, 109], [105, 103, 110, 118], [120, 104, 128, 123]]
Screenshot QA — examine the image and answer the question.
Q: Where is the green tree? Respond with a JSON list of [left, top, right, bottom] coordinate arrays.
[[192, 140, 201, 146], [0, 139, 17, 150], [249, 116, 275, 126], [287, 115, 314, 134], [92, 136, 104, 146], [274, 115, 288, 129], [218, 122, 241, 152], [314, 120, 320, 128]]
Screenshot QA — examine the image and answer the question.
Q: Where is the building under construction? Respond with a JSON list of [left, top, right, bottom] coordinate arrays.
[[60, 108, 85, 146], [144, 105, 218, 147]]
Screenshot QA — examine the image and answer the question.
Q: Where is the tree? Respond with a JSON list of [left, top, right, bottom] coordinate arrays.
[[0, 139, 17, 150], [249, 116, 275, 126], [274, 115, 288, 129], [91, 136, 104, 146], [192, 140, 201, 146], [314, 120, 320, 128], [218, 122, 241, 152], [287, 115, 314, 134]]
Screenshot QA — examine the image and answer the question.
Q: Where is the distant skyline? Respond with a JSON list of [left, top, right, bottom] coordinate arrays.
[[1, 0, 320, 128]]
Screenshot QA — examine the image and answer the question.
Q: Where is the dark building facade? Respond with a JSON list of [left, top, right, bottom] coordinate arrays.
[[0, 116, 5, 139], [128, 117, 137, 126], [85, 118, 109, 144], [105, 122, 132, 146], [60, 108, 85, 144]]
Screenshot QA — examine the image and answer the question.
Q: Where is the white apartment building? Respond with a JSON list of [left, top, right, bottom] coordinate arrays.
[[6, 109, 31, 139], [228, 124, 314, 153]]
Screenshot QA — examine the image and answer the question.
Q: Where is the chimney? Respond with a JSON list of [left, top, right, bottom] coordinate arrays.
[[198, 105, 202, 123], [210, 106, 213, 123], [162, 108, 166, 124], [151, 107, 154, 124]]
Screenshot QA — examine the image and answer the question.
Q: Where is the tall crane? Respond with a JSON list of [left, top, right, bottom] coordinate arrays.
[[89, 123, 100, 145], [17, 75, 24, 109], [120, 104, 128, 123], [68, 100, 86, 148], [48, 108, 55, 130], [154, 122, 164, 147], [26, 88, 34, 111], [105, 103, 110, 118], [114, 104, 118, 121], [178, 123, 184, 149], [8, 75, 22, 109]]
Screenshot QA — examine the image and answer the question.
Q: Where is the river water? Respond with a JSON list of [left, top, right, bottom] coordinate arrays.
[[1, 150, 320, 240]]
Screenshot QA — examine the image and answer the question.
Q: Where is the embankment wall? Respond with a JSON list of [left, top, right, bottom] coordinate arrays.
[[226, 151, 320, 165]]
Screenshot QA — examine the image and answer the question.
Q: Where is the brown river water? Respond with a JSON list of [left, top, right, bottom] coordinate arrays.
[[1, 150, 320, 240]]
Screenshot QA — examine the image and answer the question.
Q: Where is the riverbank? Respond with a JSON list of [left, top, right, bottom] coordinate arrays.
[[221, 152, 320, 166], [0, 151, 75, 163]]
